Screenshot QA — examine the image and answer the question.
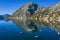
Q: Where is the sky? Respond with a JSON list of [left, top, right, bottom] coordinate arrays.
[[0, 0, 60, 15]]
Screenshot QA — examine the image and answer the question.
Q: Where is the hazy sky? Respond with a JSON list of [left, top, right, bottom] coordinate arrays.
[[0, 0, 60, 15]]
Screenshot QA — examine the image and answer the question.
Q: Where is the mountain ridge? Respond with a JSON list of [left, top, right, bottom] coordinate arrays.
[[8, 2, 60, 33]]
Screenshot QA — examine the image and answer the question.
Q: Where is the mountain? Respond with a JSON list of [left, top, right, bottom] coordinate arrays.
[[9, 2, 46, 32], [3, 14, 10, 17], [12, 2, 46, 17], [0, 15, 4, 20], [9, 2, 60, 33], [0, 14, 10, 20], [49, 2, 60, 13]]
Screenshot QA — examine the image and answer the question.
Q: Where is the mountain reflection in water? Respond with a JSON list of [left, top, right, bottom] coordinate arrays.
[[0, 20, 60, 40]]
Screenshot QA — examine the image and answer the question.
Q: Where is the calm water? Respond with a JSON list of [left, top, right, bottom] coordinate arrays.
[[0, 20, 60, 40]]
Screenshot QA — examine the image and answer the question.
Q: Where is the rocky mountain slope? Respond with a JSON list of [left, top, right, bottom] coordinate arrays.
[[8, 2, 60, 33]]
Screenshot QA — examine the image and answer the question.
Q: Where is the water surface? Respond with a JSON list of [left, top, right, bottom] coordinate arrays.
[[0, 20, 60, 40]]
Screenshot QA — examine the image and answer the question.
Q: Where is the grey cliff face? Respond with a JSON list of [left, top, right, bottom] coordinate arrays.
[[49, 2, 60, 13]]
